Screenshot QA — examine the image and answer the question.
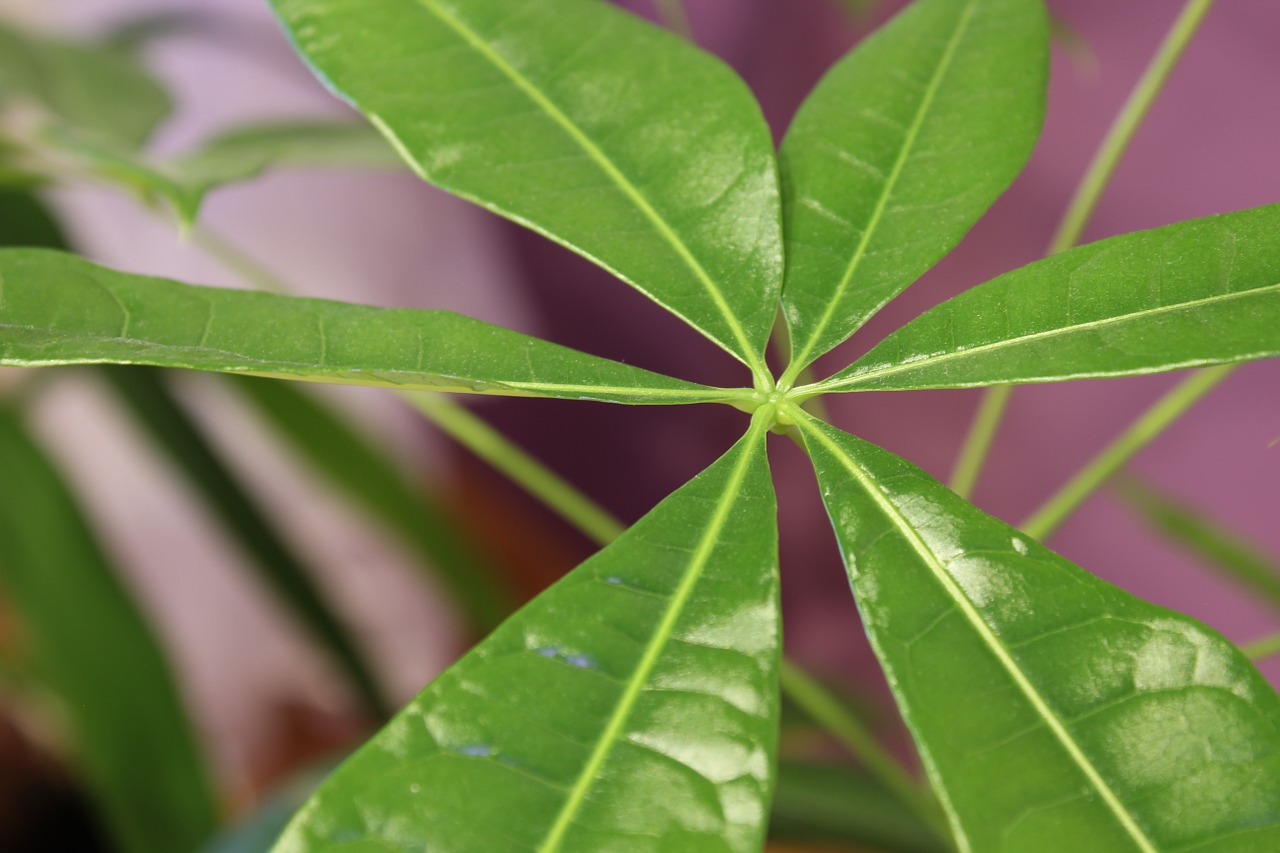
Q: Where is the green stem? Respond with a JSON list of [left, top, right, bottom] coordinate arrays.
[[780, 660, 954, 848], [652, 0, 693, 40], [951, 0, 1217, 497], [1242, 632, 1280, 662], [1048, 0, 1217, 256], [1020, 365, 1235, 541], [948, 384, 1011, 498], [188, 225, 292, 294], [404, 394, 626, 546]]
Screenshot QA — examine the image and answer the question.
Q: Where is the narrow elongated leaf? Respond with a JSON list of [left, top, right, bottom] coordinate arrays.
[[270, 0, 783, 370], [0, 248, 737, 405], [102, 366, 391, 717], [39, 121, 402, 225], [1117, 476, 1280, 612], [0, 406, 218, 853], [779, 0, 1046, 376], [820, 205, 1280, 392], [228, 375, 512, 632], [0, 20, 170, 148], [797, 413, 1280, 851], [273, 417, 780, 852]]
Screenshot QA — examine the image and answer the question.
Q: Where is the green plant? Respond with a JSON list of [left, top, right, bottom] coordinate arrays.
[[2, 0, 1279, 851]]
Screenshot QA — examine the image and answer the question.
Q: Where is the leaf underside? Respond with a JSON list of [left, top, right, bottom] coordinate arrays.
[[270, 0, 783, 369], [273, 419, 780, 853], [825, 204, 1280, 391], [800, 415, 1280, 852], [0, 248, 729, 405]]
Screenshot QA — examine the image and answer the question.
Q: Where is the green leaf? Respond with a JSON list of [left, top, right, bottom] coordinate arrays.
[[269, 0, 782, 373], [0, 248, 740, 405], [272, 416, 780, 852], [1116, 476, 1280, 613], [769, 761, 949, 853], [38, 120, 403, 225], [0, 188, 67, 248], [797, 413, 1280, 852], [818, 204, 1280, 392], [0, 405, 218, 853], [779, 0, 1047, 380], [0, 20, 170, 148], [101, 366, 391, 717], [228, 375, 513, 632]]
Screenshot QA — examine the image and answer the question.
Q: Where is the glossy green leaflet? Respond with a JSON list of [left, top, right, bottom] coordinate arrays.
[[1, 0, 1279, 850]]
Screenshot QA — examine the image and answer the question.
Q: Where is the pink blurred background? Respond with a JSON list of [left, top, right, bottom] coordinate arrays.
[[3, 0, 1278, 812]]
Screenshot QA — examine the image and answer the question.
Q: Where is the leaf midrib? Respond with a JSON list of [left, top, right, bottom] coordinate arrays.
[[783, 0, 978, 382], [797, 414, 1159, 853], [407, 0, 767, 376], [816, 281, 1280, 392], [537, 416, 769, 852]]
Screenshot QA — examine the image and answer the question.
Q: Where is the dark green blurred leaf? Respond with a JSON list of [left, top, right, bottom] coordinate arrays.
[[0, 19, 170, 148], [228, 376, 512, 632], [770, 761, 948, 853], [1117, 476, 1280, 612], [0, 406, 218, 853], [0, 248, 737, 405], [100, 365, 391, 717], [799, 413, 1280, 851], [0, 187, 66, 248], [272, 418, 780, 852]]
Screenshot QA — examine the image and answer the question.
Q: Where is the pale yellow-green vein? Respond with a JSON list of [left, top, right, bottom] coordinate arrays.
[[782, 0, 978, 385], [412, 0, 768, 378], [809, 283, 1280, 393], [796, 412, 1159, 853], [538, 415, 769, 852]]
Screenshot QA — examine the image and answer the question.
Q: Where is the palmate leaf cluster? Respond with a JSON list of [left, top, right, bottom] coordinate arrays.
[[1, 0, 1279, 850]]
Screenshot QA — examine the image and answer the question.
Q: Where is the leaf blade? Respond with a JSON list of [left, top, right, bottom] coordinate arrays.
[[0, 406, 218, 853], [820, 205, 1280, 392], [798, 414, 1280, 852], [0, 19, 170, 148], [269, 0, 783, 371], [36, 120, 403, 225], [272, 417, 780, 852], [779, 0, 1047, 377], [0, 248, 738, 405]]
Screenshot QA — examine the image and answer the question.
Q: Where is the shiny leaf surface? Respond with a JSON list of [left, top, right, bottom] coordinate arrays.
[[798, 414, 1280, 852], [272, 418, 780, 852], [0, 248, 735, 405], [0, 20, 170, 148], [269, 0, 782, 371], [820, 204, 1280, 392], [0, 406, 218, 853], [779, 0, 1046, 377]]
